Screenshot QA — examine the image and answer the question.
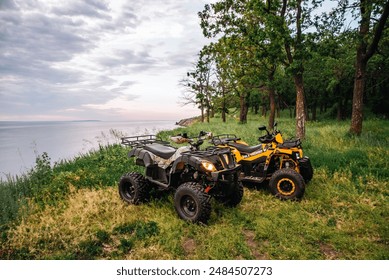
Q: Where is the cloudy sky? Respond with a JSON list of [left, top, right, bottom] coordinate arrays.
[[0, 0, 213, 121]]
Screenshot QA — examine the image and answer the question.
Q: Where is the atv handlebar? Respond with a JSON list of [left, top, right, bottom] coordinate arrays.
[[258, 122, 280, 143], [170, 131, 213, 150], [258, 134, 274, 143]]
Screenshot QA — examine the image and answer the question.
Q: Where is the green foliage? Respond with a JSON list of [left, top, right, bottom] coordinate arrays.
[[76, 239, 104, 259], [188, 0, 389, 132]]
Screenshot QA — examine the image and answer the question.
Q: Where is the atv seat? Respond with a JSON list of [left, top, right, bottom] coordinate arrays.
[[144, 143, 176, 159], [278, 139, 301, 148], [229, 143, 264, 154]]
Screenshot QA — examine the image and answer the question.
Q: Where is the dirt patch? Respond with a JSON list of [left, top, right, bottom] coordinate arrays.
[[319, 242, 338, 259], [243, 230, 269, 259], [182, 238, 196, 255]]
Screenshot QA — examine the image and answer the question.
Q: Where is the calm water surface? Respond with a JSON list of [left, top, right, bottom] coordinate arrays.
[[0, 120, 177, 180]]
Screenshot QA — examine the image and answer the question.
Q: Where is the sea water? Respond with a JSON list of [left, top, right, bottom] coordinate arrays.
[[0, 120, 177, 180]]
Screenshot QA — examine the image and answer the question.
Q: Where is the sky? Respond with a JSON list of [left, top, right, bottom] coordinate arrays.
[[0, 0, 213, 121]]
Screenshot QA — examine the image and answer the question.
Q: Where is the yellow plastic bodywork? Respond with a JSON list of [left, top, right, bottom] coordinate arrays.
[[275, 133, 283, 144], [216, 132, 304, 175]]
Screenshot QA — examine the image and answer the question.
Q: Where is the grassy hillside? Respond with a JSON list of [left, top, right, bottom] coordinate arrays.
[[0, 115, 388, 260]]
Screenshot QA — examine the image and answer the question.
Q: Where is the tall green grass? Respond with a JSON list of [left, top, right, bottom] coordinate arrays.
[[0, 144, 139, 227], [1, 114, 388, 260]]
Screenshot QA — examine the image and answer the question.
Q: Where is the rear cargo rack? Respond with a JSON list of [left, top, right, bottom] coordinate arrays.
[[121, 135, 169, 147]]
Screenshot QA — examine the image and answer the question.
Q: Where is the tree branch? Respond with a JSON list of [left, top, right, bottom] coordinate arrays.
[[366, 0, 389, 60]]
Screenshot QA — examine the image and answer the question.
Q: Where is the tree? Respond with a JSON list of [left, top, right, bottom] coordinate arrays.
[[211, 42, 237, 122], [180, 47, 215, 122], [349, 0, 389, 135], [303, 30, 356, 121], [199, 1, 269, 125], [199, 0, 324, 138]]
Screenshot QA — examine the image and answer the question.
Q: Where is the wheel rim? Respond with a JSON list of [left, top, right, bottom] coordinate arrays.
[[180, 195, 197, 217], [277, 178, 296, 196], [123, 182, 135, 200]]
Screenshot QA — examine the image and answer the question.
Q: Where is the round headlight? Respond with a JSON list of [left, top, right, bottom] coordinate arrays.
[[201, 161, 216, 172]]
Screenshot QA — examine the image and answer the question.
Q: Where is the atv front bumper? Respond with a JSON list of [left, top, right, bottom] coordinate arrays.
[[210, 165, 241, 183]]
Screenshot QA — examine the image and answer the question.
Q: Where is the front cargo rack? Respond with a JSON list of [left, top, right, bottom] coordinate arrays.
[[121, 135, 169, 147], [210, 134, 240, 145]]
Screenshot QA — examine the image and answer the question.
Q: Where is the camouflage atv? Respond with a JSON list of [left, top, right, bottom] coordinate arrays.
[[119, 132, 242, 224]]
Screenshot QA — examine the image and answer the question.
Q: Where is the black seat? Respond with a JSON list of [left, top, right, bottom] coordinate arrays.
[[144, 143, 176, 159], [278, 139, 301, 148], [229, 142, 264, 154]]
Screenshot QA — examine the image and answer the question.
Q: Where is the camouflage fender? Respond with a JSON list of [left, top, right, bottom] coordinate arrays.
[[128, 148, 153, 167]]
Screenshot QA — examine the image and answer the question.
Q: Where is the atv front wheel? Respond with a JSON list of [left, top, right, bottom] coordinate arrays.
[[269, 169, 305, 200], [118, 172, 150, 204], [174, 182, 211, 224]]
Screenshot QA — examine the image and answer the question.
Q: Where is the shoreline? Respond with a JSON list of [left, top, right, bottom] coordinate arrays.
[[175, 116, 200, 127]]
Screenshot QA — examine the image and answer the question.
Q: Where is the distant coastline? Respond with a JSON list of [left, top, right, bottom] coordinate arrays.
[[176, 116, 200, 127], [70, 120, 101, 122]]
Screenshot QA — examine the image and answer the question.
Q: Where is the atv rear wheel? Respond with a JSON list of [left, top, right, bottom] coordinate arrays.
[[118, 172, 150, 204], [174, 182, 211, 224], [269, 169, 305, 200]]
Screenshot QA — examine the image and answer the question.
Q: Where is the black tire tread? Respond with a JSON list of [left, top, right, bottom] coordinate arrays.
[[174, 182, 211, 224], [118, 172, 150, 204]]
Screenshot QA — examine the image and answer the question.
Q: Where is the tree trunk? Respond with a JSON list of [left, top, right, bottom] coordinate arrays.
[[254, 104, 259, 114], [239, 94, 248, 123], [350, 0, 389, 135], [200, 102, 205, 122], [336, 84, 343, 121], [276, 92, 281, 118], [294, 73, 306, 139], [268, 68, 276, 130], [222, 90, 226, 122], [261, 95, 267, 117], [210, 105, 215, 118], [268, 87, 276, 130], [350, 55, 367, 134], [336, 101, 342, 121]]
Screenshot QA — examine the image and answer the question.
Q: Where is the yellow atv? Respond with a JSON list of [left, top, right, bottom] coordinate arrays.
[[211, 123, 313, 200]]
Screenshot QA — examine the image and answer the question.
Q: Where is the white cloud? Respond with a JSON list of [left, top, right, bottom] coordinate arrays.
[[82, 94, 139, 111], [0, 0, 208, 121]]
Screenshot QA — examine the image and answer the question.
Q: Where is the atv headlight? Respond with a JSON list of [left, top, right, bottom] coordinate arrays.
[[201, 161, 217, 172], [293, 151, 301, 159]]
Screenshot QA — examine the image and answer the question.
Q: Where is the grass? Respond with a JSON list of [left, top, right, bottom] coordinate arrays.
[[0, 113, 388, 260]]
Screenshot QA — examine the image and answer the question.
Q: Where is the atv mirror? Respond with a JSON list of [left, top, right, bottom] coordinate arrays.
[[258, 125, 267, 131]]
